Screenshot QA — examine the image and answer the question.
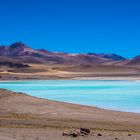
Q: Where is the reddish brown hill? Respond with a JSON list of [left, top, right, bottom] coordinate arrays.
[[0, 42, 127, 65], [125, 55, 140, 66]]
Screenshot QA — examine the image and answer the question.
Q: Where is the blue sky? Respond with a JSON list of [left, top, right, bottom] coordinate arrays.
[[0, 0, 140, 58]]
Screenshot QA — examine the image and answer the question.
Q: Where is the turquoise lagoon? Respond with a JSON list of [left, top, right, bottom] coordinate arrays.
[[0, 80, 140, 113]]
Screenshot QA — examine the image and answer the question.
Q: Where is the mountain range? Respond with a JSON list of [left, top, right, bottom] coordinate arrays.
[[0, 42, 139, 67]]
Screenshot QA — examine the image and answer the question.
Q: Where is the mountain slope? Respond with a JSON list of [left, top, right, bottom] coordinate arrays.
[[0, 42, 126, 65], [125, 55, 140, 66], [96, 53, 126, 61]]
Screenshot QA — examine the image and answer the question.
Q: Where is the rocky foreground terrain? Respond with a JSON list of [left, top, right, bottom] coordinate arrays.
[[0, 89, 140, 140]]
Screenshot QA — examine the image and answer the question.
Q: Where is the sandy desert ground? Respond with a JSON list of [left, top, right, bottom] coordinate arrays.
[[0, 89, 140, 140], [0, 63, 140, 80]]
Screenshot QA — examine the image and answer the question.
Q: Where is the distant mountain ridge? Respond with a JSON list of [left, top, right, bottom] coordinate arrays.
[[125, 55, 140, 66], [0, 42, 36, 57], [97, 53, 126, 61], [0, 42, 133, 66]]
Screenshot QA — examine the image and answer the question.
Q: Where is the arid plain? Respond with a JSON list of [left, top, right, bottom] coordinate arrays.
[[0, 89, 140, 140]]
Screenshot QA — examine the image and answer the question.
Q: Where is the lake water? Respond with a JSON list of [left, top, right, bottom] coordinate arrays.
[[0, 80, 140, 113]]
